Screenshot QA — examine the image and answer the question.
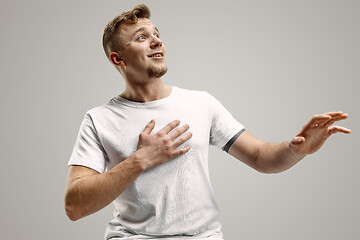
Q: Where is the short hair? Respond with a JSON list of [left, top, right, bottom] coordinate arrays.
[[102, 4, 151, 59]]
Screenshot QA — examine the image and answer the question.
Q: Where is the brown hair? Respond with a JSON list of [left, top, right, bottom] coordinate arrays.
[[102, 4, 151, 59]]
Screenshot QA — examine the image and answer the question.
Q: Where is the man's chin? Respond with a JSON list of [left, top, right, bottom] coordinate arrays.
[[148, 65, 168, 78]]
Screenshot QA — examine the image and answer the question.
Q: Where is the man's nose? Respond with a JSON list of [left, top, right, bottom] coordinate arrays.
[[150, 37, 162, 49]]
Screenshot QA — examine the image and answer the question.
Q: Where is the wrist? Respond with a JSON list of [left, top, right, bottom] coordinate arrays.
[[287, 141, 307, 160], [131, 148, 150, 172]]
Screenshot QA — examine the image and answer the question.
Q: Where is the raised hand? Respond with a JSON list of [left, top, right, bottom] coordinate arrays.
[[136, 120, 192, 169], [289, 111, 351, 156]]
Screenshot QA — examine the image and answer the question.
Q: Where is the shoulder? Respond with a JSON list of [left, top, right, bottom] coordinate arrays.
[[172, 87, 222, 112], [172, 86, 212, 100], [84, 98, 122, 121], [85, 105, 109, 118]]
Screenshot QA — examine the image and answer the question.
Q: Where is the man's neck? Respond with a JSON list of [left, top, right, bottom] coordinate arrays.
[[120, 78, 172, 103]]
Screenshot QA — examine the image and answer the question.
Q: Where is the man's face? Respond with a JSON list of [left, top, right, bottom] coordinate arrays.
[[118, 18, 167, 79]]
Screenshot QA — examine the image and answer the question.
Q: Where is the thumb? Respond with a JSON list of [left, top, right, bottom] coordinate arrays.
[[290, 136, 305, 146]]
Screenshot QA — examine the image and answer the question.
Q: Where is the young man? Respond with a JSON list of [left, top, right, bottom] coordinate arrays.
[[64, 4, 351, 240]]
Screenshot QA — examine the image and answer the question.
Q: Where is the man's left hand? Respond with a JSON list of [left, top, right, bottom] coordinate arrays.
[[289, 111, 351, 156]]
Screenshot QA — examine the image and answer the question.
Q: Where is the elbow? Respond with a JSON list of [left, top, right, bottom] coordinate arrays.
[[258, 167, 284, 174], [254, 164, 277, 174], [64, 193, 84, 221], [256, 161, 289, 174], [65, 204, 82, 221], [255, 157, 288, 174]]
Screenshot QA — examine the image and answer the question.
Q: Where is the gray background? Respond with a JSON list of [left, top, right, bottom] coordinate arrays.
[[1, 0, 359, 239]]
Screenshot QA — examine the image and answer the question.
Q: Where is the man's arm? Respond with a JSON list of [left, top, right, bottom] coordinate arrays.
[[64, 120, 192, 221], [228, 111, 351, 173]]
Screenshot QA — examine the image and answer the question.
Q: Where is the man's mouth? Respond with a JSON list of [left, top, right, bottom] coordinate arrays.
[[148, 52, 164, 58]]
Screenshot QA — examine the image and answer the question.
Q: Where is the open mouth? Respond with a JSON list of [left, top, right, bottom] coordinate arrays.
[[148, 52, 164, 58]]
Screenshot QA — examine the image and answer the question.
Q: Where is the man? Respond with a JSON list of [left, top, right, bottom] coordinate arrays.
[[64, 4, 351, 240]]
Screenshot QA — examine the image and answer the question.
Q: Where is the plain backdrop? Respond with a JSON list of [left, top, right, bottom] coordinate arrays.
[[1, 0, 359, 239]]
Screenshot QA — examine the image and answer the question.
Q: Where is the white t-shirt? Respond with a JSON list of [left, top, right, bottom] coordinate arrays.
[[68, 86, 244, 240]]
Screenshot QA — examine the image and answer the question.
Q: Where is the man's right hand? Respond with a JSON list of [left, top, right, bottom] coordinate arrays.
[[65, 119, 192, 221], [136, 120, 192, 169]]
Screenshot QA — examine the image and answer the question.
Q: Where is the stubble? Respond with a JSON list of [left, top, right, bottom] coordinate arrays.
[[147, 64, 168, 78]]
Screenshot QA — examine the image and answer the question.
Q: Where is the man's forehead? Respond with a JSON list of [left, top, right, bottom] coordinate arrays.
[[121, 18, 158, 35]]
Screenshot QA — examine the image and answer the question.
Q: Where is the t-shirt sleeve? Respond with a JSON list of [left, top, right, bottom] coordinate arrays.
[[207, 93, 245, 150], [68, 113, 108, 173]]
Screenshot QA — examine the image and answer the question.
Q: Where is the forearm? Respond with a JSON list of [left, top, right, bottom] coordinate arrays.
[[65, 152, 146, 221], [257, 141, 306, 173], [65, 120, 192, 221]]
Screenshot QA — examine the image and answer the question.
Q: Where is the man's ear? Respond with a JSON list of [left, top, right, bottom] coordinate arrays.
[[109, 52, 125, 66]]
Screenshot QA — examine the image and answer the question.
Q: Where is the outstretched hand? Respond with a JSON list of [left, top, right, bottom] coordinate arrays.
[[289, 111, 351, 156]]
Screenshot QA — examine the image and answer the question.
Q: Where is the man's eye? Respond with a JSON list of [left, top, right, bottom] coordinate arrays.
[[138, 35, 146, 40]]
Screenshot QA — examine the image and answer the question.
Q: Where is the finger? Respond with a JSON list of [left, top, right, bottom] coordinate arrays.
[[172, 145, 191, 157], [323, 113, 348, 127], [324, 120, 335, 127], [173, 132, 192, 148], [310, 114, 332, 127], [159, 120, 181, 134], [142, 120, 155, 135], [324, 111, 344, 117], [328, 126, 351, 135], [169, 124, 189, 140]]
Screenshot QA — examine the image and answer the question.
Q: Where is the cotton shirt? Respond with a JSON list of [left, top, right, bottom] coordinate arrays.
[[68, 86, 245, 239]]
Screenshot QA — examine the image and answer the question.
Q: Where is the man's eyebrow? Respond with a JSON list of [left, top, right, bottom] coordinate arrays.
[[132, 26, 160, 36], [132, 27, 145, 36]]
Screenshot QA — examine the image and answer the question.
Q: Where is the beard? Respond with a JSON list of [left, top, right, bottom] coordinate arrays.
[[147, 64, 168, 78]]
